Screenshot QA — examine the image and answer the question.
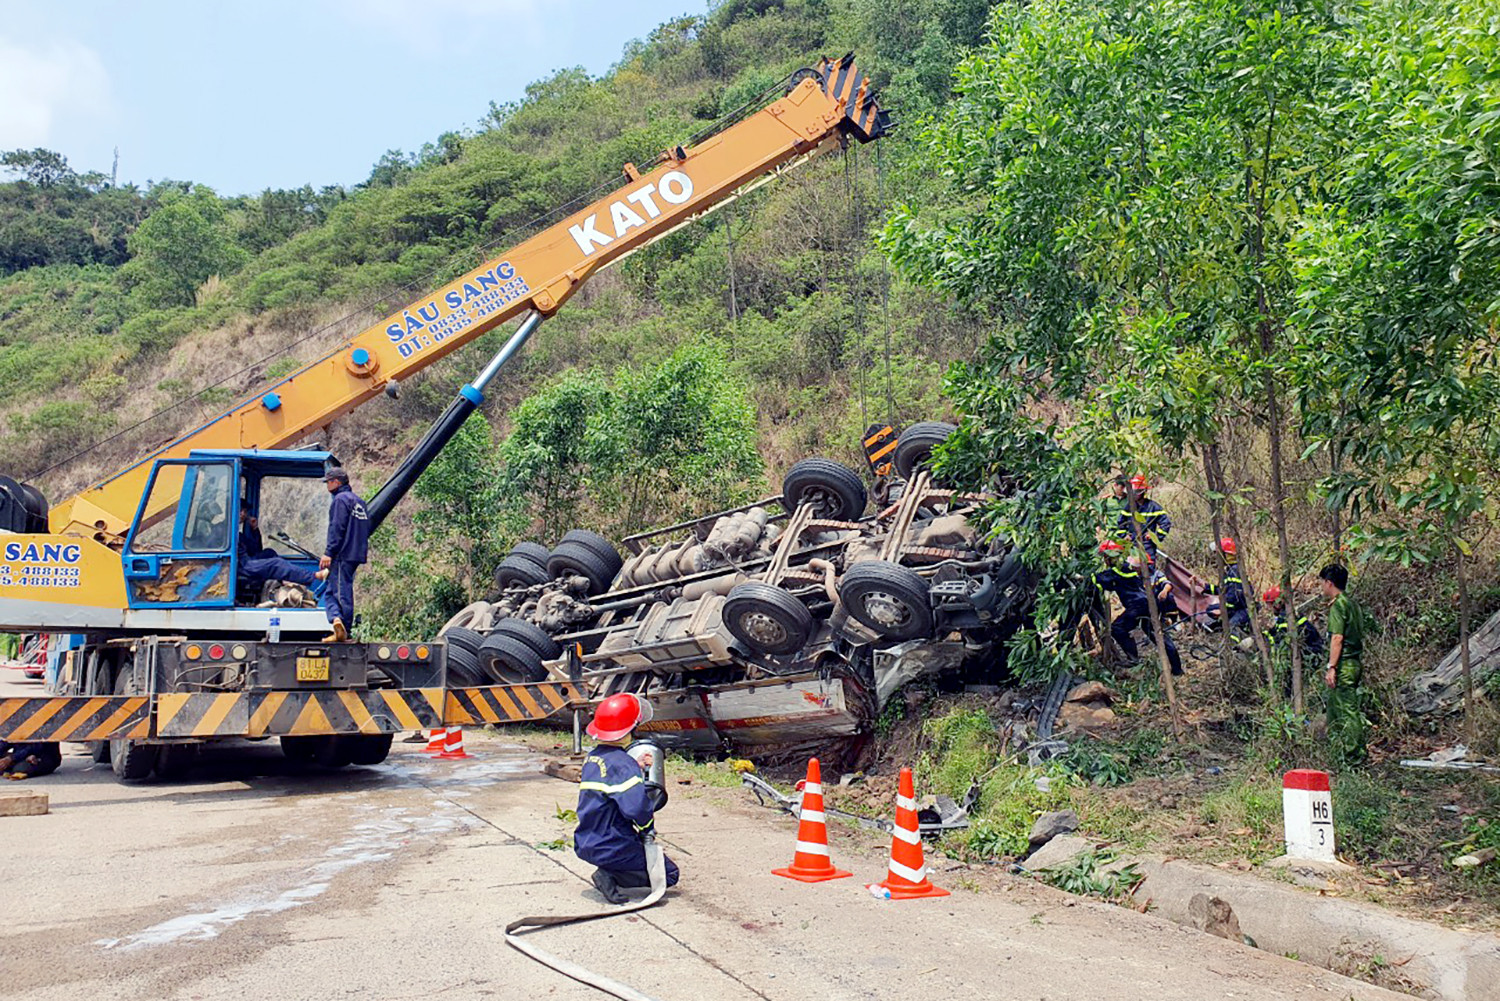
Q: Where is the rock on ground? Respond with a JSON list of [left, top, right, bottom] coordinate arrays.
[[1029, 809, 1080, 847]]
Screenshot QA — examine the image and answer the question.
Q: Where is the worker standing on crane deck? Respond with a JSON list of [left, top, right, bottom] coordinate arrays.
[[575, 693, 680, 904], [318, 468, 369, 642]]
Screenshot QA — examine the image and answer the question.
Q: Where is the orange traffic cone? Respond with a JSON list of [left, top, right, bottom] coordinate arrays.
[[868, 767, 948, 899], [437, 727, 470, 759], [423, 728, 448, 755], [772, 758, 851, 882]]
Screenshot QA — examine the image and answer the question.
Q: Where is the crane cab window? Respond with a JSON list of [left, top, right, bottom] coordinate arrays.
[[128, 462, 235, 553], [249, 475, 330, 558]]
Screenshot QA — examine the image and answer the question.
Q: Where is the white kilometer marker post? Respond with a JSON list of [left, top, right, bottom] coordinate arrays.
[[1282, 769, 1336, 862]]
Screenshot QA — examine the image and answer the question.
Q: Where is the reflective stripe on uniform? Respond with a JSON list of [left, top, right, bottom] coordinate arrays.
[[580, 775, 644, 795]]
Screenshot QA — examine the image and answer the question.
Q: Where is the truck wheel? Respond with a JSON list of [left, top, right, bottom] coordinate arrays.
[[479, 632, 547, 684], [154, 743, 198, 781], [348, 733, 394, 765], [839, 561, 934, 640], [509, 541, 551, 567], [782, 458, 868, 520], [494, 554, 549, 590], [893, 421, 957, 481], [110, 666, 158, 782], [280, 735, 317, 762], [87, 741, 110, 764], [445, 626, 484, 657], [493, 617, 561, 660], [313, 735, 353, 768], [546, 541, 617, 595], [443, 630, 488, 687], [723, 581, 815, 656], [557, 530, 623, 576]]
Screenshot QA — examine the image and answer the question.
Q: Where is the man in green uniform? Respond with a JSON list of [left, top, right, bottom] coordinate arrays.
[[1320, 564, 1368, 767]]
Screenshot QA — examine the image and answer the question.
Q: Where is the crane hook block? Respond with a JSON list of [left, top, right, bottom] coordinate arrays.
[[346, 347, 379, 377]]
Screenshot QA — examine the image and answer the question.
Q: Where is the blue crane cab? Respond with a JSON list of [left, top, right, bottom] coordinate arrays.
[[122, 450, 332, 612]]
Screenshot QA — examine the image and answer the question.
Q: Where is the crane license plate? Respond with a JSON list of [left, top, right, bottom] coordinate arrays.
[[296, 655, 330, 682]]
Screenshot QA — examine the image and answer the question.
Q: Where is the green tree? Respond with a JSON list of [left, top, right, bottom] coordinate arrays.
[[121, 186, 247, 308], [1293, 0, 1500, 739], [412, 412, 506, 600], [884, 0, 1359, 708]]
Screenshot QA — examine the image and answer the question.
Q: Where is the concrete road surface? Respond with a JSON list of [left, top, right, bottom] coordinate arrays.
[[0, 705, 1407, 1000]]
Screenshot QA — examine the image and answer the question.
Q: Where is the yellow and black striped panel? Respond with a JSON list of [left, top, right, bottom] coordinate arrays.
[[242, 689, 445, 737], [157, 693, 249, 738], [444, 682, 581, 727], [862, 423, 897, 475], [0, 696, 150, 742]]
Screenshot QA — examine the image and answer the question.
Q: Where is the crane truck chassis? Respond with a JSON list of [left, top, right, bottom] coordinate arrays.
[[0, 56, 892, 779]]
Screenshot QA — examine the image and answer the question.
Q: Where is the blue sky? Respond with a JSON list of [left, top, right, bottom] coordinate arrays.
[[0, 0, 706, 196]]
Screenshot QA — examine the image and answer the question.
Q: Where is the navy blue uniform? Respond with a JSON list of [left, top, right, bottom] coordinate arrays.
[[324, 485, 369, 624], [1117, 499, 1172, 563], [1208, 561, 1250, 637], [575, 745, 679, 886], [1, 740, 61, 778], [1271, 613, 1324, 655], [238, 521, 316, 589], [1094, 564, 1182, 675]]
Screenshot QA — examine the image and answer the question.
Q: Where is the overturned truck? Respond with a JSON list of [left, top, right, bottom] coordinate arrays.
[[437, 423, 1033, 763]]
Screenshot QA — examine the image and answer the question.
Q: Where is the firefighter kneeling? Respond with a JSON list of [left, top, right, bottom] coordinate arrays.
[[575, 693, 680, 903]]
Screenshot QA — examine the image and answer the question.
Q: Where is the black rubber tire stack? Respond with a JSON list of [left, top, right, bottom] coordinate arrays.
[[547, 530, 624, 595], [443, 627, 489, 686]]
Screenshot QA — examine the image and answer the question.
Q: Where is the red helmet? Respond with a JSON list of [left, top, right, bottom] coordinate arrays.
[[1098, 539, 1126, 554], [1219, 537, 1237, 557], [1262, 585, 1281, 603], [1129, 474, 1149, 492], [586, 693, 654, 741]]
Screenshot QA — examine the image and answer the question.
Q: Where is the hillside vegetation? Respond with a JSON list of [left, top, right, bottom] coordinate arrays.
[[3, 0, 1499, 766]]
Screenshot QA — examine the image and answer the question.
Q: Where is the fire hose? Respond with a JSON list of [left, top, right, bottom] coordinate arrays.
[[504, 738, 671, 1001], [504, 836, 668, 1001]]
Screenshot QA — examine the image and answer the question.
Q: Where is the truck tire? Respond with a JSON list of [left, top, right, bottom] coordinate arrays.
[[313, 735, 353, 768], [782, 458, 867, 520], [723, 581, 815, 656], [557, 530, 624, 576], [154, 743, 198, 780], [546, 541, 617, 596], [838, 560, 934, 640], [493, 617, 562, 660], [348, 733, 394, 765], [443, 628, 488, 686], [280, 735, 317, 762], [509, 541, 551, 567], [110, 666, 158, 782], [87, 741, 110, 764], [495, 554, 549, 590], [478, 632, 548, 684], [893, 421, 957, 481]]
